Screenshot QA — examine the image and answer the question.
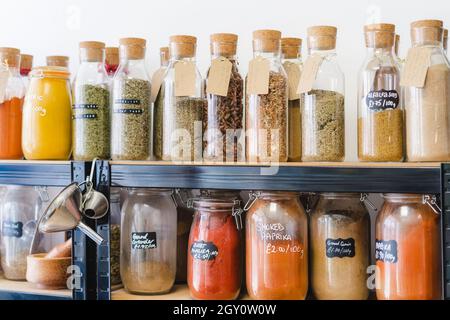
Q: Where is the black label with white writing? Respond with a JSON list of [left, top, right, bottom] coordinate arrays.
[[72, 114, 98, 120], [73, 104, 98, 110], [190, 241, 219, 261], [326, 238, 355, 258], [131, 232, 157, 249], [115, 98, 141, 105], [2, 221, 23, 238], [113, 108, 143, 114], [375, 239, 398, 263], [365, 90, 399, 111]]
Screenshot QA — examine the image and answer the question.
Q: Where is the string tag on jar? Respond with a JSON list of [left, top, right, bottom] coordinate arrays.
[[206, 57, 232, 97], [243, 191, 260, 211], [232, 200, 243, 230], [247, 57, 270, 95], [297, 53, 324, 94], [423, 195, 441, 214], [360, 193, 377, 211]]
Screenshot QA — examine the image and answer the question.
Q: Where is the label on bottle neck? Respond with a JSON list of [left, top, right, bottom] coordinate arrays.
[[400, 47, 432, 88], [297, 53, 324, 94], [174, 61, 196, 97], [283, 61, 301, 100], [206, 57, 232, 96], [247, 56, 270, 95]]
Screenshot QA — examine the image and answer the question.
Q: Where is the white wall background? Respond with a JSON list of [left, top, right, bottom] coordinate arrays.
[[0, 0, 448, 160]]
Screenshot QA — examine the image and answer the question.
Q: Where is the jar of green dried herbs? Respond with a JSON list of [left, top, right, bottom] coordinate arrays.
[[72, 41, 110, 160], [154, 35, 205, 161], [112, 38, 151, 160]]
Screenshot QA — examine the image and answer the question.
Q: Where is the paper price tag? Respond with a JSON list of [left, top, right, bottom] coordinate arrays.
[[400, 47, 432, 88], [283, 61, 301, 100], [206, 57, 233, 96], [174, 61, 196, 97], [247, 57, 270, 95], [150, 67, 167, 102], [297, 54, 324, 94]]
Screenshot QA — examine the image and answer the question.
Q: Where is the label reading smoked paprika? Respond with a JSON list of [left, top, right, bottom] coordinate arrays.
[[326, 238, 355, 258], [191, 240, 219, 261], [375, 239, 398, 263], [131, 232, 157, 249]]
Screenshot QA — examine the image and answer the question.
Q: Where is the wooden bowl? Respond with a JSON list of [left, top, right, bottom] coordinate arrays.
[[26, 253, 71, 289]]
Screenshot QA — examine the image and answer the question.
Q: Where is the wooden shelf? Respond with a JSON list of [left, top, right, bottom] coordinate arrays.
[[0, 276, 71, 300]]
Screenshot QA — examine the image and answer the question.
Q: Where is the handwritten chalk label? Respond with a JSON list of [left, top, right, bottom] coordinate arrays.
[[190, 241, 219, 261], [73, 104, 98, 110], [72, 114, 98, 120], [114, 98, 141, 105], [326, 238, 356, 258], [2, 221, 23, 238], [375, 239, 398, 263], [131, 232, 157, 250], [365, 90, 399, 111], [113, 108, 143, 114]]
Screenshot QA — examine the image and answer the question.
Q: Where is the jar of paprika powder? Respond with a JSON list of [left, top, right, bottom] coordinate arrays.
[[187, 196, 243, 300]]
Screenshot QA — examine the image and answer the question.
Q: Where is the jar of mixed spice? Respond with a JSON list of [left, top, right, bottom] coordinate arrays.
[[281, 38, 303, 162], [110, 188, 122, 286], [46, 55, 69, 68], [402, 20, 450, 161], [358, 24, 404, 162], [246, 191, 308, 300], [0, 47, 25, 160], [204, 33, 244, 162], [310, 193, 370, 300], [19, 54, 33, 89], [153, 35, 205, 161], [105, 47, 119, 78], [112, 38, 151, 160], [375, 194, 442, 300], [22, 66, 72, 160], [246, 30, 288, 162], [301, 26, 345, 162], [72, 41, 110, 161]]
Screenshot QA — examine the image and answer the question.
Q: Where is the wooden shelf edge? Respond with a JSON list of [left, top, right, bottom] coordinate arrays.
[[0, 276, 71, 299]]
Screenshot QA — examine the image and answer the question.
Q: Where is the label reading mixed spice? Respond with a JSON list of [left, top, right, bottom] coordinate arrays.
[[174, 61, 196, 97], [247, 57, 270, 95], [375, 239, 398, 263], [326, 238, 356, 258], [365, 90, 399, 111], [131, 232, 157, 250], [206, 57, 233, 97], [190, 240, 219, 261], [2, 221, 23, 238]]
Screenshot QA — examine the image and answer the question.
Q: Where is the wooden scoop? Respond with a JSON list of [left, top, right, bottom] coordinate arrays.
[[45, 239, 72, 259]]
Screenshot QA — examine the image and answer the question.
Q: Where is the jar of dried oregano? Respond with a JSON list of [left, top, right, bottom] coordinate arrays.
[[246, 30, 288, 162], [72, 41, 111, 160], [153, 35, 205, 161], [358, 24, 403, 162], [281, 37, 303, 162], [204, 33, 244, 162], [403, 20, 450, 161], [301, 26, 345, 162], [111, 38, 151, 160]]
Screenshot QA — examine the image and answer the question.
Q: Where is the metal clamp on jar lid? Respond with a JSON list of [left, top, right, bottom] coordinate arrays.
[[119, 37, 146, 60], [364, 23, 396, 48], [252, 29, 282, 53], [210, 33, 238, 57], [46, 55, 69, 68], [0, 47, 20, 68], [169, 35, 197, 59], [79, 41, 105, 62], [307, 25, 337, 51], [281, 37, 302, 59], [411, 19, 444, 46]]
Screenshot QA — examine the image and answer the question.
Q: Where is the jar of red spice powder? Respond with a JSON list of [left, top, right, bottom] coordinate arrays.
[[187, 196, 243, 300]]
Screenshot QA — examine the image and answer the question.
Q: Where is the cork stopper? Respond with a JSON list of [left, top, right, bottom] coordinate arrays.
[[169, 35, 197, 58], [79, 41, 105, 62], [364, 23, 395, 48], [411, 19, 443, 45], [160, 47, 169, 66], [394, 34, 400, 55], [0, 47, 20, 68], [47, 55, 69, 68], [252, 29, 282, 53], [119, 37, 146, 60], [210, 33, 238, 57], [307, 26, 337, 50], [281, 37, 302, 59], [105, 47, 119, 66], [444, 29, 448, 51]]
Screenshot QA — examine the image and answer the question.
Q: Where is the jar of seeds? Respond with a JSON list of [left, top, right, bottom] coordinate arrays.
[[204, 33, 244, 162], [112, 38, 151, 160], [153, 35, 205, 161], [300, 26, 345, 162], [72, 41, 111, 160], [246, 30, 288, 162]]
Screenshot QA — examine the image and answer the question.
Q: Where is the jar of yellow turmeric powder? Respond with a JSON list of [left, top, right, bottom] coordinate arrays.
[[22, 66, 72, 160]]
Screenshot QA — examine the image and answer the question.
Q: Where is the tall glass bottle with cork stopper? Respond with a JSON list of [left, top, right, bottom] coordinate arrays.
[[204, 33, 243, 162], [72, 41, 110, 160], [154, 35, 205, 161], [281, 37, 303, 162], [402, 20, 450, 161], [46, 55, 69, 69], [300, 26, 345, 162], [111, 38, 151, 160], [19, 54, 33, 89], [444, 29, 448, 55], [394, 34, 404, 68], [358, 24, 403, 162], [246, 30, 288, 162], [105, 47, 119, 78]]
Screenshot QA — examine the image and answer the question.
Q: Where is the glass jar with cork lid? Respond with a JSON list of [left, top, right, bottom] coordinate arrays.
[[153, 35, 205, 161], [358, 23, 404, 162], [281, 37, 303, 162], [403, 20, 450, 161], [204, 33, 244, 162], [246, 30, 288, 163], [300, 26, 345, 162], [72, 41, 110, 160], [105, 47, 119, 78], [46, 55, 69, 69], [111, 37, 151, 160]]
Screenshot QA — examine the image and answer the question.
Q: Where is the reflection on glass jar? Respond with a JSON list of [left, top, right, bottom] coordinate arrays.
[[310, 193, 370, 300], [120, 188, 177, 294], [246, 191, 308, 300]]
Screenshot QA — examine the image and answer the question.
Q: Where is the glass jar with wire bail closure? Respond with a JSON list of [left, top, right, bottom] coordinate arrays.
[[111, 38, 151, 160], [246, 30, 288, 162], [300, 26, 345, 162], [281, 38, 303, 162], [72, 41, 110, 160], [153, 35, 205, 161], [204, 33, 244, 162], [358, 24, 403, 162]]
